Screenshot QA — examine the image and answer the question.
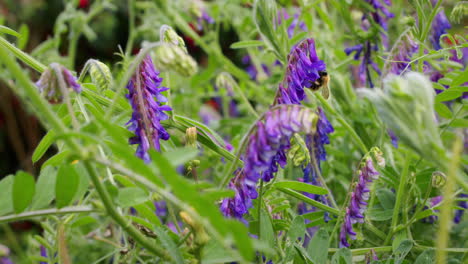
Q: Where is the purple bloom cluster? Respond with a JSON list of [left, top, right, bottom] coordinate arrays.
[[365, 0, 394, 31], [197, 10, 215, 31], [344, 1, 393, 87], [339, 158, 380, 247], [35, 63, 81, 104], [126, 55, 171, 162], [430, 1, 451, 50], [277, 38, 327, 104], [345, 42, 381, 88], [242, 55, 271, 81], [454, 193, 468, 224], [221, 105, 318, 219], [389, 35, 419, 75], [277, 8, 307, 38]]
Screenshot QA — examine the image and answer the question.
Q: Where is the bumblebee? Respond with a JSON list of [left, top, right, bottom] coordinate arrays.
[[309, 71, 330, 99]]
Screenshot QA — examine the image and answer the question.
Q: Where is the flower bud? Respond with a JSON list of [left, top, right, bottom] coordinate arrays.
[[371, 147, 385, 168], [35, 63, 81, 104], [431, 171, 446, 188], [154, 44, 198, 77], [186, 127, 198, 148], [215, 72, 235, 96], [160, 25, 187, 52], [83, 59, 113, 91], [179, 211, 210, 245]]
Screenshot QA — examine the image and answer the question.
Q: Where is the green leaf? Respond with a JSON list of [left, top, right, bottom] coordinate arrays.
[[434, 103, 453, 119], [287, 216, 305, 242], [276, 187, 339, 215], [260, 209, 275, 250], [13, 171, 35, 213], [154, 227, 185, 264], [331, 248, 352, 264], [414, 249, 435, 264], [72, 163, 90, 202], [32, 130, 56, 163], [0, 25, 20, 37], [230, 40, 265, 49], [0, 175, 14, 216], [117, 187, 149, 208], [376, 189, 395, 210], [17, 24, 29, 50], [55, 164, 80, 209], [367, 208, 393, 221], [202, 239, 237, 264], [450, 119, 468, 128], [42, 150, 71, 169], [307, 228, 329, 264], [273, 181, 328, 195], [30, 166, 57, 210], [393, 239, 413, 264], [164, 147, 199, 167], [133, 202, 162, 226], [435, 90, 462, 102]]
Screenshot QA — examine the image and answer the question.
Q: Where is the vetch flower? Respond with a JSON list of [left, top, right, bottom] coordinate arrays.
[[345, 41, 381, 88], [364, 0, 394, 31], [339, 156, 381, 247], [126, 55, 171, 162], [221, 105, 319, 219], [454, 193, 468, 224], [422, 196, 443, 224], [35, 63, 81, 104], [189, 0, 214, 31], [242, 55, 271, 81], [277, 38, 327, 104], [430, 1, 451, 50], [388, 33, 419, 75], [277, 8, 307, 38]]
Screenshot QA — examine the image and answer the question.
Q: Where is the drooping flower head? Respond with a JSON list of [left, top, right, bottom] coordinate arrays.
[[126, 55, 171, 162], [277, 38, 327, 104], [345, 42, 381, 88], [339, 150, 383, 247], [221, 105, 319, 219], [188, 0, 215, 31], [35, 63, 81, 104]]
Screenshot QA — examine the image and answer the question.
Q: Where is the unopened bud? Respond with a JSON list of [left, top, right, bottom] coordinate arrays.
[[451, 1, 468, 24], [371, 147, 385, 167], [215, 72, 235, 96], [179, 211, 210, 245], [186, 127, 197, 147], [431, 171, 446, 188], [83, 59, 113, 91], [154, 44, 198, 77], [35, 63, 81, 104], [160, 25, 187, 52]]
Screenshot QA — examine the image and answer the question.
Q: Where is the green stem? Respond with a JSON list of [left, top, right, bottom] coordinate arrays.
[[328, 246, 392, 255], [125, 0, 136, 57], [0, 206, 93, 224], [277, 187, 340, 215], [385, 151, 411, 244], [0, 36, 47, 72], [83, 161, 173, 261], [436, 136, 462, 264], [313, 91, 368, 153], [0, 45, 172, 260]]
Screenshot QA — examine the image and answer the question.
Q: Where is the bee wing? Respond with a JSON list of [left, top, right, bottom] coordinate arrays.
[[321, 84, 330, 99]]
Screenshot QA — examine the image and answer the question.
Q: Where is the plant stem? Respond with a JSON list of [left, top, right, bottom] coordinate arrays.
[[125, 0, 136, 57], [328, 246, 392, 255], [436, 135, 462, 264], [0, 36, 47, 72], [312, 91, 368, 154], [0, 206, 93, 224], [82, 161, 173, 261], [385, 151, 411, 244]]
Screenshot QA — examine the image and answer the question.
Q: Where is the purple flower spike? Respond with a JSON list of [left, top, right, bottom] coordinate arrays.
[[454, 193, 468, 224], [345, 42, 380, 88], [277, 38, 326, 104], [339, 158, 380, 247], [277, 8, 307, 38], [221, 105, 319, 219], [126, 55, 172, 162], [389, 35, 419, 75], [365, 0, 394, 31], [430, 5, 451, 50]]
